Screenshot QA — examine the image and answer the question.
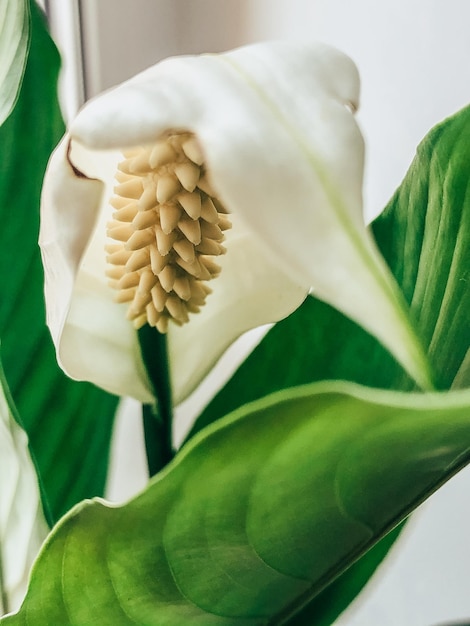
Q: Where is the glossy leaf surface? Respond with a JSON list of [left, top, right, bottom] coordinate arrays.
[[3, 382, 470, 625]]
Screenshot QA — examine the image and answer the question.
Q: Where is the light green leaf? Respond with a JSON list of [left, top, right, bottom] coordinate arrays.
[[3, 382, 470, 625], [0, 356, 47, 616], [0, 0, 118, 522], [0, 0, 30, 127]]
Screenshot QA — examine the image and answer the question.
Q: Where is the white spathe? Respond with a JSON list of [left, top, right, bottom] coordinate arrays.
[[40, 41, 432, 404]]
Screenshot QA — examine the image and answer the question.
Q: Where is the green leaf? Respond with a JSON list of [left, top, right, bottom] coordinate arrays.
[[284, 523, 404, 626], [0, 1, 118, 522], [374, 105, 470, 391], [3, 382, 470, 625], [0, 0, 30, 127], [184, 104, 470, 623]]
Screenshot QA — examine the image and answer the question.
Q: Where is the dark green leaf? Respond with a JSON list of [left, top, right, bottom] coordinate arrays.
[[0, 1, 118, 522], [3, 382, 470, 625]]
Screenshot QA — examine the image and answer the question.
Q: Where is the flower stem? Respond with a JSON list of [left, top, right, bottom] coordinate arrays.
[[138, 326, 174, 476], [142, 403, 173, 476]]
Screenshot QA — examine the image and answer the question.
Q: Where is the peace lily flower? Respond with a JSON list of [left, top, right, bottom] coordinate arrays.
[[40, 41, 433, 405]]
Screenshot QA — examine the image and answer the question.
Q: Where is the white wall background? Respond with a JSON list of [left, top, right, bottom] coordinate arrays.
[[71, 0, 470, 219], [47, 2, 470, 625]]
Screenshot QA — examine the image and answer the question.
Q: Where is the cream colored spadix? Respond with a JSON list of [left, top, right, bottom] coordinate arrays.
[[105, 132, 230, 334], [40, 41, 433, 405]]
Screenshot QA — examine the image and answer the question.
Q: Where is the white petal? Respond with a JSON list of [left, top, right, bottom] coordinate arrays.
[[0, 0, 29, 127], [0, 370, 47, 614], [39, 138, 154, 403], [42, 138, 306, 404], [209, 45, 433, 388], [168, 215, 306, 404], [70, 41, 431, 388]]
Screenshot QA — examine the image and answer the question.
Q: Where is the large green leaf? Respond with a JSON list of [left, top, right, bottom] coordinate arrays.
[[182, 104, 470, 623], [3, 382, 470, 625], [0, 1, 118, 522], [0, 0, 30, 127]]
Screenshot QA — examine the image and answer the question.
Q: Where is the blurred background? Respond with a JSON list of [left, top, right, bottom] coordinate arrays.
[[37, 2, 470, 625]]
